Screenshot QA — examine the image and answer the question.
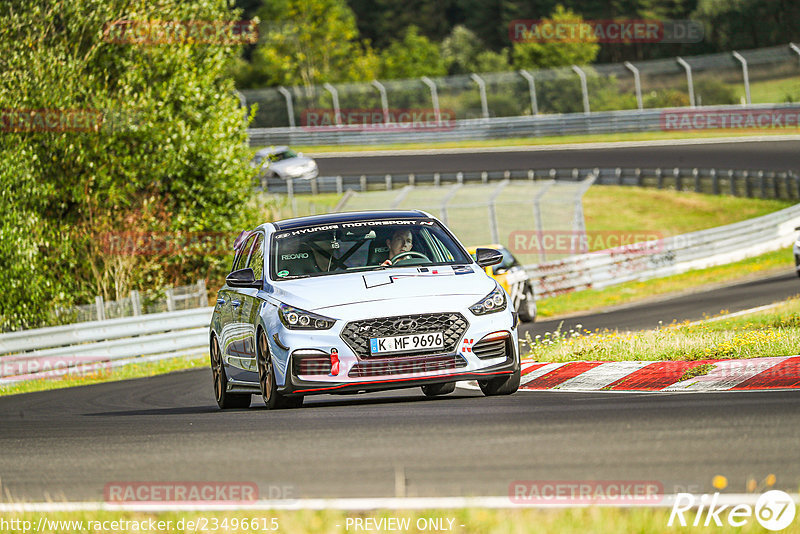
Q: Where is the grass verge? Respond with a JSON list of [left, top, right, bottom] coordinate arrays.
[[0, 507, 789, 534], [537, 246, 795, 319], [525, 295, 800, 363], [275, 129, 800, 154], [0, 353, 207, 398]]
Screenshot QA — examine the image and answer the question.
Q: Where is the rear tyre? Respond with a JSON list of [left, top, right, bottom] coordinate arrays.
[[421, 382, 456, 397], [211, 336, 251, 409], [479, 369, 520, 396], [517, 286, 537, 323], [257, 330, 303, 409]]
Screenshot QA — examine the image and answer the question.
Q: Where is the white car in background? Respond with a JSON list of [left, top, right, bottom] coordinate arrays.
[[252, 146, 318, 180]]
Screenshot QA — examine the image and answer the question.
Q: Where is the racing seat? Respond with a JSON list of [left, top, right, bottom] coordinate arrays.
[[367, 230, 392, 265], [282, 245, 321, 276]]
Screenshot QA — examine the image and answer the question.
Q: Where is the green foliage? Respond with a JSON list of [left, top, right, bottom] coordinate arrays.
[[441, 26, 510, 75], [694, 78, 738, 106], [511, 5, 600, 70], [0, 0, 260, 331], [644, 89, 691, 108], [379, 26, 446, 79], [251, 0, 378, 88]]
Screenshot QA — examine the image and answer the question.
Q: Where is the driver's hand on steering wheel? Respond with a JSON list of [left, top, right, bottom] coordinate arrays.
[[381, 259, 392, 266]]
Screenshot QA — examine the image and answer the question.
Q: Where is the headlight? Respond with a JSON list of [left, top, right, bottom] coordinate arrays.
[[279, 303, 335, 330], [469, 284, 507, 315]]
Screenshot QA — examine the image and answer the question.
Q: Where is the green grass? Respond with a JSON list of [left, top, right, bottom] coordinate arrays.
[[266, 129, 799, 154], [0, 507, 793, 533], [537, 246, 795, 319], [747, 75, 800, 105], [526, 295, 800, 363], [0, 354, 207, 397]]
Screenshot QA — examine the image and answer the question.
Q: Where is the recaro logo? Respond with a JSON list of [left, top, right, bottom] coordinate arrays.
[[281, 253, 309, 260]]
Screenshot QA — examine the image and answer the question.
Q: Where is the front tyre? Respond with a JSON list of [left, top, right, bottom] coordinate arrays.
[[211, 336, 251, 409], [479, 369, 520, 396], [257, 330, 303, 409], [421, 382, 456, 397]]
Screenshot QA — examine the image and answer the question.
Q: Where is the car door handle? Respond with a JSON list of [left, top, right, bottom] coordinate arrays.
[[231, 299, 241, 308], [216, 298, 226, 306]]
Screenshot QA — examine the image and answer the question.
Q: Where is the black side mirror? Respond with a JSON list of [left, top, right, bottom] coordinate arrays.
[[226, 268, 262, 289], [475, 248, 503, 268]]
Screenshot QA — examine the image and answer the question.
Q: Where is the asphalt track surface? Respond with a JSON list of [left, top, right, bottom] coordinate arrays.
[[2, 270, 799, 502], [315, 139, 800, 176]]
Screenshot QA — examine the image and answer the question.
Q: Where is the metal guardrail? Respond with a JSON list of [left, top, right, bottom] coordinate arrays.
[[0, 308, 213, 384], [528, 202, 800, 299], [260, 166, 800, 200]]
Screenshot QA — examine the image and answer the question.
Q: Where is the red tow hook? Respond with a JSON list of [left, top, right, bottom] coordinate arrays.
[[330, 348, 340, 376]]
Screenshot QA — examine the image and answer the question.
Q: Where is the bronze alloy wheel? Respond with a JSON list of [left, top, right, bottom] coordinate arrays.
[[210, 336, 251, 409]]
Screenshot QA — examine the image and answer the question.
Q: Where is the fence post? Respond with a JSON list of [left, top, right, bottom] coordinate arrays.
[[692, 168, 699, 193], [336, 175, 343, 195], [360, 175, 367, 192], [95, 295, 105, 321], [371, 80, 391, 124], [385, 174, 392, 190], [130, 290, 142, 316], [481, 171, 488, 184], [528, 169, 535, 181], [790, 43, 800, 64], [277, 86, 296, 128], [470, 73, 489, 119], [615, 167, 622, 185], [420, 76, 442, 126], [731, 170, 738, 196], [409, 173, 415, 187], [656, 167, 663, 189], [434, 172, 440, 187], [624, 61, 643, 110], [758, 170, 765, 198], [197, 280, 208, 307], [635, 168, 642, 187], [676, 57, 695, 107], [165, 288, 175, 312], [322, 83, 342, 126], [673, 168, 681, 191], [457, 171, 463, 185], [770, 171, 778, 198], [731, 51, 751, 105], [519, 70, 538, 115], [571, 65, 590, 114], [708, 168, 716, 195], [311, 176, 319, 195]]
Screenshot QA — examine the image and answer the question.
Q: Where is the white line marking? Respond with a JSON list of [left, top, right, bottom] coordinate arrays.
[[555, 361, 651, 390], [662, 356, 793, 391], [519, 362, 568, 387], [1, 493, 796, 512]]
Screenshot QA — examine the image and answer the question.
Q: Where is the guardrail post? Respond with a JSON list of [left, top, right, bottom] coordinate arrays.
[[130, 290, 142, 316], [434, 172, 440, 187], [693, 168, 700, 193], [635, 168, 643, 187], [673, 168, 681, 191], [165, 288, 175, 313], [323, 83, 342, 127], [571, 65, 591, 114], [519, 70, 538, 115], [385, 174, 392, 190], [758, 170, 765, 198], [709, 168, 716, 195], [528, 169, 535, 181], [481, 171, 488, 184], [792, 171, 800, 199], [409, 173, 415, 186], [656, 168, 663, 189], [360, 175, 367, 191], [549, 168, 557, 181], [470, 73, 489, 119], [197, 280, 208, 307], [623, 61, 643, 110], [95, 295, 105, 321], [676, 57, 695, 107], [615, 167, 622, 185], [731, 170, 739, 196], [277, 86, 296, 128], [421, 76, 442, 126], [336, 175, 343, 195], [742, 170, 751, 197], [311, 176, 319, 195], [770, 171, 778, 198], [371, 80, 391, 124], [731, 51, 751, 105], [457, 171, 463, 185]]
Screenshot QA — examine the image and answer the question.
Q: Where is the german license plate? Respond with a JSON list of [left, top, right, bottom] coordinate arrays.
[[370, 332, 444, 354]]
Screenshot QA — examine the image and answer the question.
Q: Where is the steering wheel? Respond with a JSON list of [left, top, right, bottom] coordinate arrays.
[[390, 251, 430, 264]]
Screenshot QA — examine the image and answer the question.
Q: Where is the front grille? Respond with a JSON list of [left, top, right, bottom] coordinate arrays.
[[473, 336, 510, 359], [341, 312, 469, 359], [348, 354, 467, 378]]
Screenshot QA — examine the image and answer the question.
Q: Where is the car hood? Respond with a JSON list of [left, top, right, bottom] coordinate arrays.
[[269, 157, 316, 171], [268, 266, 493, 312]]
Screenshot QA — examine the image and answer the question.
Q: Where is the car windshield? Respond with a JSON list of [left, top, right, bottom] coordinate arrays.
[[253, 149, 298, 165], [270, 219, 472, 280]]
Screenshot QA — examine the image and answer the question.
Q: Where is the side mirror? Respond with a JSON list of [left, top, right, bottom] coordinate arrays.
[[226, 268, 262, 289], [475, 248, 503, 268]]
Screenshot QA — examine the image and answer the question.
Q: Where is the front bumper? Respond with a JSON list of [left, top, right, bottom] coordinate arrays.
[[270, 307, 519, 396]]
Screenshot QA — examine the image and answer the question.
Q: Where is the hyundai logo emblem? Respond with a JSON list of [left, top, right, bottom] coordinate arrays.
[[394, 319, 418, 331]]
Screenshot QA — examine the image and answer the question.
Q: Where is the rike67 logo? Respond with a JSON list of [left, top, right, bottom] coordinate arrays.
[[669, 491, 797, 531]]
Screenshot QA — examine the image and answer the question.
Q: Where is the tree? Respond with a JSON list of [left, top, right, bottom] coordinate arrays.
[[512, 5, 600, 69], [379, 26, 447, 79], [253, 0, 379, 88], [0, 0, 258, 330], [441, 25, 510, 74]]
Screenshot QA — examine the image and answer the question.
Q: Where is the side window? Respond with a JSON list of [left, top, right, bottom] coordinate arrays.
[[233, 234, 256, 272], [247, 234, 264, 279]]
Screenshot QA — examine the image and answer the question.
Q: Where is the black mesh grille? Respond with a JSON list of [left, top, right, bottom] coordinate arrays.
[[341, 312, 468, 359], [293, 355, 332, 375], [473, 337, 509, 360], [348, 354, 467, 377]]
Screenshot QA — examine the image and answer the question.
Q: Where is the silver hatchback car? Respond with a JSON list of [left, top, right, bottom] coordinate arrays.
[[252, 146, 318, 180]]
